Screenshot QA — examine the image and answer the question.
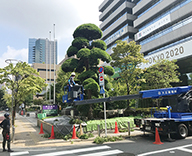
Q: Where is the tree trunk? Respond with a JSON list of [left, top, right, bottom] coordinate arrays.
[[87, 90, 93, 119], [126, 82, 130, 110]]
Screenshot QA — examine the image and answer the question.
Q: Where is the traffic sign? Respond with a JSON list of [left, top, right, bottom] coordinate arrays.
[[100, 76, 103, 81], [99, 73, 104, 86], [98, 66, 104, 73], [100, 86, 105, 94]]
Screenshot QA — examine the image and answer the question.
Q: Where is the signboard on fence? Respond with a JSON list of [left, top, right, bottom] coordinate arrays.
[[42, 105, 58, 116]]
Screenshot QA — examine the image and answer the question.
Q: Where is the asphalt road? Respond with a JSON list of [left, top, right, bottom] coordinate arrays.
[[1, 111, 192, 156], [0, 134, 191, 156]]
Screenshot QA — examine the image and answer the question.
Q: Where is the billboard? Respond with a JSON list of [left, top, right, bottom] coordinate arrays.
[[42, 105, 58, 116]]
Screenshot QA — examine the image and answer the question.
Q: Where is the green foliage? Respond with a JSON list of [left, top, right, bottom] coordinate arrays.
[[78, 70, 97, 83], [77, 48, 91, 59], [79, 134, 88, 139], [111, 40, 146, 108], [42, 133, 50, 138], [104, 66, 115, 76], [73, 23, 102, 40], [143, 59, 180, 90], [87, 133, 94, 138], [72, 37, 89, 50], [94, 136, 105, 144], [69, 118, 83, 124], [0, 62, 47, 125], [91, 40, 107, 50], [93, 136, 123, 144], [0, 89, 7, 109], [83, 78, 100, 97], [67, 46, 79, 57], [61, 58, 79, 72], [62, 23, 114, 119], [90, 48, 112, 63], [33, 98, 44, 106]]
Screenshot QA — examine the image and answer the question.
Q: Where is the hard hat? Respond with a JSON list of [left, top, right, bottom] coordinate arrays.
[[4, 113, 9, 118], [71, 72, 75, 76]]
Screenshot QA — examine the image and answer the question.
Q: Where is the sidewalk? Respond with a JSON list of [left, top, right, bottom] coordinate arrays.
[[1, 114, 144, 149]]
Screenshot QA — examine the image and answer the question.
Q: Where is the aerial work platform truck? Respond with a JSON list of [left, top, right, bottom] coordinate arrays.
[[134, 86, 192, 139], [65, 84, 192, 139]]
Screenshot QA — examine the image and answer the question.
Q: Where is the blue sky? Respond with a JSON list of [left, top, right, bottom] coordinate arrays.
[[0, 0, 103, 67]]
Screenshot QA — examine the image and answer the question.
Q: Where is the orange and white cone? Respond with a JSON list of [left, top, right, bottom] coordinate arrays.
[[72, 125, 78, 139], [153, 128, 163, 145], [49, 126, 55, 139], [114, 121, 120, 133], [39, 123, 44, 134]]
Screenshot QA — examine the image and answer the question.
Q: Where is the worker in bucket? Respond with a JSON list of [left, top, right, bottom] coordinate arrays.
[[68, 72, 76, 87], [0, 113, 13, 152]]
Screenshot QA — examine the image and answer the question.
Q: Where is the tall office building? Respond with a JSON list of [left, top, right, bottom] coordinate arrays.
[[99, 0, 192, 77], [99, 0, 137, 55], [28, 38, 57, 64]]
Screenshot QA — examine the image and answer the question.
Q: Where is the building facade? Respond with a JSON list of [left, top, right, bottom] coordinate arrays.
[[28, 38, 57, 64], [99, 0, 192, 77]]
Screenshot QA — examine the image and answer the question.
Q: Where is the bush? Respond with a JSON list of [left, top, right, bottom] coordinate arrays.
[[87, 133, 94, 138], [42, 133, 50, 138], [93, 136, 124, 144], [79, 134, 88, 139], [94, 136, 105, 144]]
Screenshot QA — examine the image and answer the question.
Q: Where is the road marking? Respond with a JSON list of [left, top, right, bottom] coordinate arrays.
[[178, 147, 192, 153], [10, 151, 29, 156], [137, 144, 192, 156], [32, 145, 111, 156], [79, 149, 123, 156]]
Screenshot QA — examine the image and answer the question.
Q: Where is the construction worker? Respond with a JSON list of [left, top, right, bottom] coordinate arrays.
[[68, 72, 76, 87], [0, 113, 13, 152]]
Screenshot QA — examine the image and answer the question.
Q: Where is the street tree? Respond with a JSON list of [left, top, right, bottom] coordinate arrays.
[[0, 89, 7, 109], [61, 23, 114, 119], [142, 59, 180, 108], [111, 40, 147, 109], [0, 62, 47, 125], [143, 59, 180, 90]]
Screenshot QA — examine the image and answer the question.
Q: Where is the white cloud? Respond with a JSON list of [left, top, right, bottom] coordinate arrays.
[[0, 0, 103, 64], [0, 46, 28, 68]]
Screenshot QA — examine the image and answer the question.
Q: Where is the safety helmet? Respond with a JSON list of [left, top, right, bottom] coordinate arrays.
[[71, 72, 75, 76], [4, 113, 9, 118]]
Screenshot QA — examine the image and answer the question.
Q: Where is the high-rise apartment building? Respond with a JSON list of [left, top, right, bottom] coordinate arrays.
[[28, 38, 57, 64], [99, 0, 192, 78]]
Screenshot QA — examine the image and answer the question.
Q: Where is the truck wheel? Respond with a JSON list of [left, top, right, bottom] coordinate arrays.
[[177, 124, 188, 139]]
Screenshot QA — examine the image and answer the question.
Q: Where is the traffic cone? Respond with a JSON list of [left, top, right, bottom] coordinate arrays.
[[114, 121, 119, 133], [39, 123, 44, 134], [72, 125, 78, 139], [153, 128, 163, 145], [49, 126, 55, 139]]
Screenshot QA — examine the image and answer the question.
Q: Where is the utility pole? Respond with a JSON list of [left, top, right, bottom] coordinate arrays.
[[49, 31, 52, 104], [53, 24, 56, 104]]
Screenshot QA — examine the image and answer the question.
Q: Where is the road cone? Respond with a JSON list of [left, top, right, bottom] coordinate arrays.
[[49, 126, 55, 139], [72, 125, 78, 139], [39, 123, 44, 134], [153, 128, 163, 145], [114, 121, 119, 133]]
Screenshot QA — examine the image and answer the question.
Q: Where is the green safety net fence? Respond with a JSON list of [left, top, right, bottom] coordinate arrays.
[[86, 117, 139, 132]]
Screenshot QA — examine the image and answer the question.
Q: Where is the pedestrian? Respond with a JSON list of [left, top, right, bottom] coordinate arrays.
[[0, 113, 13, 152], [68, 72, 76, 87]]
